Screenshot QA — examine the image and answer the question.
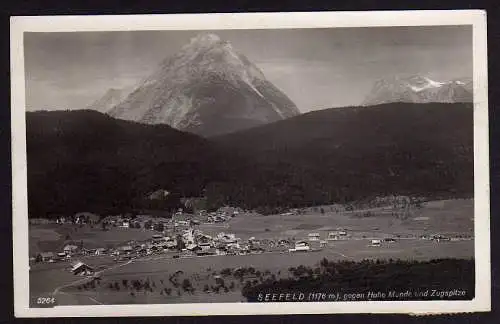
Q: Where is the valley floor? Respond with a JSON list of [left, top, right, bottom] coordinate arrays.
[[28, 198, 475, 306]]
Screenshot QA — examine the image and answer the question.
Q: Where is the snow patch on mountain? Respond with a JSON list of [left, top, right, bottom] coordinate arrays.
[[362, 75, 473, 106]]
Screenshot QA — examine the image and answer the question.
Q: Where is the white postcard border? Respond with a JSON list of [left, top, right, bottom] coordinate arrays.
[[10, 10, 490, 317]]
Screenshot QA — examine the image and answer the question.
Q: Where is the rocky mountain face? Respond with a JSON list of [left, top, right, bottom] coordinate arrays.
[[107, 33, 300, 137], [87, 88, 129, 114], [362, 75, 473, 106]]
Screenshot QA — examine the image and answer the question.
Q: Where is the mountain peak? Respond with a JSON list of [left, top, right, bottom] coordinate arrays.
[[107, 33, 300, 136], [363, 75, 473, 106], [188, 33, 223, 47]]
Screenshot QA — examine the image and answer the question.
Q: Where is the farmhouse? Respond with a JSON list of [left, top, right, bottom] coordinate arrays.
[[289, 241, 310, 252], [37, 252, 55, 262], [308, 233, 321, 241], [71, 261, 94, 276], [370, 239, 381, 247]]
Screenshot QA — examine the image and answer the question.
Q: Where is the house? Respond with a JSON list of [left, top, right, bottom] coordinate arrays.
[[370, 239, 381, 247], [37, 252, 55, 262], [182, 229, 195, 245], [56, 217, 67, 224], [226, 242, 241, 250], [250, 246, 265, 254], [148, 189, 170, 200], [289, 241, 310, 252], [308, 233, 321, 241], [327, 230, 348, 241], [138, 248, 150, 256], [95, 248, 106, 256], [278, 239, 290, 246], [217, 232, 237, 243], [152, 234, 164, 243], [186, 243, 201, 252], [74, 212, 100, 224], [120, 220, 130, 228], [197, 234, 213, 244], [384, 238, 397, 243], [216, 249, 227, 256], [164, 240, 177, 249], [431, 234, 451, 242], [327, 232, 339, 241], [71, 261, 94, 276], [198, 241, 212, 250], [81, 248, 93, 256], [319, 240, 328, 248], [118, 245, 133, 254], [63, 244, 79, 255], [57, 252, 67, 259], [196, 247, 216, 256]]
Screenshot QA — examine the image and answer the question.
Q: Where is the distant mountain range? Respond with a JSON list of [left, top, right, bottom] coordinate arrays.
[[106, 33, 300, 137], [362, 75, 473, 106], [26, 102, 473, 217]]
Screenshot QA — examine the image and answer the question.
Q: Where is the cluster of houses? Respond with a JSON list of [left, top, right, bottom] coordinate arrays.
[[80, 206, 243, 230], [31, 226, 262, 269], [32, 227, 355, 266], [30, 205, 245, 230], [286, 230, 351, 252], [33, 243, 82, 263]]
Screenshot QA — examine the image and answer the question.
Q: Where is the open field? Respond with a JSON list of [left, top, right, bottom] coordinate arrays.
[[29, 198, 475, 305], [30, 238, 474, 305], [220, 198, 474, 241]]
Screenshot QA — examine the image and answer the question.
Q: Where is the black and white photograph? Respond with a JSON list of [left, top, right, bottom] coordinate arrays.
[[10, 11, 490, 317]]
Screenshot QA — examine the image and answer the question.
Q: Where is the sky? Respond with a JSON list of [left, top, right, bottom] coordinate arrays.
[[24, 26, 472, 113]]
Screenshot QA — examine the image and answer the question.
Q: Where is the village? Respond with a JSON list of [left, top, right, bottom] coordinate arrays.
[[30, 202, 467, 278]]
